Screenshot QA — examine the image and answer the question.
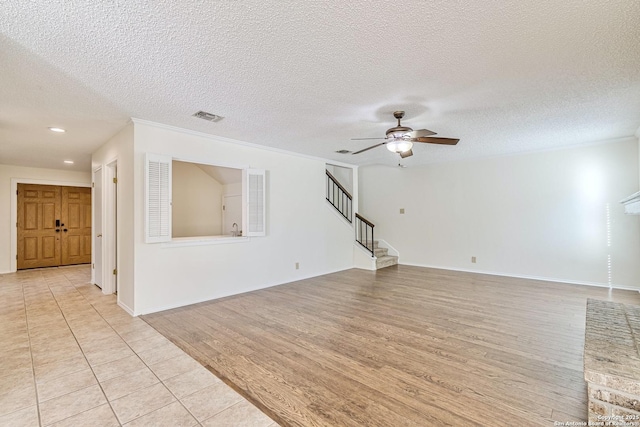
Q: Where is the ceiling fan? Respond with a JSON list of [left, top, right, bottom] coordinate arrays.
[[352, 111, 459, 158]]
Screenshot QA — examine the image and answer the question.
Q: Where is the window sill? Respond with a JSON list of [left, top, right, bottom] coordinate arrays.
[[162, 235, 249, 248]]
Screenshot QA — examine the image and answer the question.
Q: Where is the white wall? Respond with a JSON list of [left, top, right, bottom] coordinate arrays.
[[224, 182, 242, 195], [0, 164, 91, 273], [359, 138, 640, 289], [92, 124, 135, 313], [172, 161, 223, 237], [132, 121, 355, 315], [327, 164, 354, 195]]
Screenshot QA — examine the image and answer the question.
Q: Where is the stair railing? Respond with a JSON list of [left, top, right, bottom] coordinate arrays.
[[355, 213, 375, 256], [326, 170, 352, 222]]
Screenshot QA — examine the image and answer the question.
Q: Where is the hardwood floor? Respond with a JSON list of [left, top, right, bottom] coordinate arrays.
[[142, 265, 640, 426]]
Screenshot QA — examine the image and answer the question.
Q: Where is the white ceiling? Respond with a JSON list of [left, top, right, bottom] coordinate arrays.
[[1, 0, 639, 171]]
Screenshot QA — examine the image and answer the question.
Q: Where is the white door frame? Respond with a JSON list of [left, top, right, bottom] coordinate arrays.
[[103, 160, 118, 295], [10, 178, 91, 273], [92, 167, 103, 288]]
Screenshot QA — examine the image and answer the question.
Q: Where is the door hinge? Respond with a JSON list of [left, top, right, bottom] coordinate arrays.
[[113, 178, 118, 184], [16, 222, 18, 227], [16, 255, 18, 260], [113, 269, 117, 275], [92, 182, 95, 188], [16, 190, 18, 195], [223, 205, 225, 211], [92, 263, 95, 269]]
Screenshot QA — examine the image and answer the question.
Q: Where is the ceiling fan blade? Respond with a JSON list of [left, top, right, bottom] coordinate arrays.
[[405, 129, 436, 138], [352, 142, 386, 154], [414, 136, 459, 145], [399, 149, 413, 158], [350, 137, 387, 141]]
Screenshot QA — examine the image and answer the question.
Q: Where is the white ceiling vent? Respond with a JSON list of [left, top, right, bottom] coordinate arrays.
[[193, 111, 223, 122]]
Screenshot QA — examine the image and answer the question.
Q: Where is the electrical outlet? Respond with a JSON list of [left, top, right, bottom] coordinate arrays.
[[471, 256, 477, 263], [400, 208, 405, 214], [295, 262, 299, 270]]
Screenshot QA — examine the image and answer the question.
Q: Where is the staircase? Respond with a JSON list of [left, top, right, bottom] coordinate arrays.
[[326, 168, 398, 270], [372, 240, 398, 269]]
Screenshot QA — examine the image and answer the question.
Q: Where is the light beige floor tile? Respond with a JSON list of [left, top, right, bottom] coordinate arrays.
[[31, 343, 84, 367], [126, 333, 170, 354], [137, 340, 185, 366], [3, 265, 270, 427], [37, 368, 97, 402], [110, 382, 175, 424], [62, 307, 100, 322], [180, 382, 244, 422], [0, 367, 33, 386], [34, 354, 90, 384], [0, 318, 27, 332], [92, 354, 146, 382], [0, 354, 32, 379], [0, 404, 39, 427], [149, 352, 202, 380], [1, 350, 33, 374], [117, 323, 160, 343], [0, 340, 30, 360], [163, 366, 221, 399], [27, 312, 66, 327], [201, 400, 274, 427], [38, 384, 106, 426], [72, 327, 117, 344], [47, 403, 119, 427], [0, 381, 36, 418], [101, 367, 159, 401], [83, 341, 135, 366], [29, 334, 78, 351], [28, 324, 71, 341], [28, 327, 74, 346], [123, 401, 198, 427]]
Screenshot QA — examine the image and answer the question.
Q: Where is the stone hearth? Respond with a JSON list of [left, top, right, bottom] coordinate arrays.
[[584, 299, 640, 425]]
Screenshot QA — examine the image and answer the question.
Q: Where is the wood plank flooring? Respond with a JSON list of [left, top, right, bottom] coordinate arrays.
[[141, 265, 640, 426]]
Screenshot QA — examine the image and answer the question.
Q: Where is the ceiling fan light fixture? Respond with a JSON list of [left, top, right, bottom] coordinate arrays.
[[386, 139, 413, 153]]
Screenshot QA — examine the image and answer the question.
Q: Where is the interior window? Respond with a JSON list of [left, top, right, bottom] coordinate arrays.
[[172, 161, 242, 238], [144, 153, 265, 243]]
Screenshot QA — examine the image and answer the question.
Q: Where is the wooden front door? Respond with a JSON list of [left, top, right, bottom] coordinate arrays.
[[17, 184, 91, 269], [60, 186, 92, 265]]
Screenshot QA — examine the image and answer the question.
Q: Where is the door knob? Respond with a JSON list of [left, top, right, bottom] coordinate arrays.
[[63, 229, 68, 232], [55, 229, 60, 233], [97, 234, 102, 237]]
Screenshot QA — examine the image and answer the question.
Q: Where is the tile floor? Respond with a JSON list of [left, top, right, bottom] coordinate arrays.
[[0, 265, 278, 427]]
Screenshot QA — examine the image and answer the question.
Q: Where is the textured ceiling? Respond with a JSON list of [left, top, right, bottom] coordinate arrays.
[[1, 0, 640, 171]]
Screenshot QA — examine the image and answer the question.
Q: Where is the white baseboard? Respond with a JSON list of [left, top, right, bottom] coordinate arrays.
[[117, 300, 135, 316], [399, 262, 640, 292]]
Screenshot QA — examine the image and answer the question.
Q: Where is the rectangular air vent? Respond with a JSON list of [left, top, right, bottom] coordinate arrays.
[[193, 111, 223, 122], [335, 150, 351, 154]]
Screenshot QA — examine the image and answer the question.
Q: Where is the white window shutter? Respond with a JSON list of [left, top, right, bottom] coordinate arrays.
[[145, 153, 172, 243], [245, 169, 266, 237]]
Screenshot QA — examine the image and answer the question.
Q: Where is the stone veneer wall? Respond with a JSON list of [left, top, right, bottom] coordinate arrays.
[[584, 299, 640, 424]]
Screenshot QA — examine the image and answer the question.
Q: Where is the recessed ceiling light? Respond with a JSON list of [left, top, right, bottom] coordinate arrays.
[[63, 160, 74, 164], [49, 127, 66, 133]]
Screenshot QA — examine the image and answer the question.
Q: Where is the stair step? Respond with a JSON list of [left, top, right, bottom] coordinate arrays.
[[362, 240, 379, 249], [374, 247, 388, 257], [376, 255, 398, 269]]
